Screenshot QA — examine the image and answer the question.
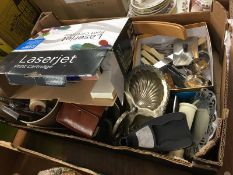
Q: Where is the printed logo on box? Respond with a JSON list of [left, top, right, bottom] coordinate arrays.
[[15, 38, 45, 50]]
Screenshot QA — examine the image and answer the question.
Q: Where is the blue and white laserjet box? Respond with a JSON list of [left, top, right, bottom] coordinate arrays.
[[0, 17, 132, 106]]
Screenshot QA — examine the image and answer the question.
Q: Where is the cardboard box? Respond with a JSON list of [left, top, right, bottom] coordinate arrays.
[[0, 1, 229, 172], [133, 22, 214, 90], [32, 0, 129, 20], [0, 18, 132, 106], [127, 3, 230, 169], [0, 0, 40, 48], [0, 139, 99, 175], [0, 38, 12, 60]]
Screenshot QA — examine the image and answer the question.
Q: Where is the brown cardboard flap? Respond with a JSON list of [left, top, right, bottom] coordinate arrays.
[[218, 110, 228, 165], [31, 12, 61, 36], [0, 75, 116, 106], [0, 140, 18, 151], [10, 130, 98, 175], [194, 140, 216, 158], [193, 109, 229, 168], [10, 80, 115, 106], [0, 74, 115, 106], [132, 21, 187, 40], [32, 0, 128, 20], [10, 124, 193, 168], [213, 51, 222, 113], [132, 11, 210, 26], [61, 18, 112, 25], [220, 51, 228, 112], [230, 0, 233, 18], [220, 35, 233, 110], [210, 1, 228, 58]]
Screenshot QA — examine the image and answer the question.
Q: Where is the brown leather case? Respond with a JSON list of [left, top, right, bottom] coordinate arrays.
[[56, 103, 105, 138]]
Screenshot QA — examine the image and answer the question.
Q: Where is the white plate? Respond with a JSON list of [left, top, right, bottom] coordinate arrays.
[[129, 0, 176, 16], [131, 0, 166, 9]]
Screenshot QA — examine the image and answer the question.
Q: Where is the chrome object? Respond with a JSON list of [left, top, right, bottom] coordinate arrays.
[[113, 65, 169, 135]]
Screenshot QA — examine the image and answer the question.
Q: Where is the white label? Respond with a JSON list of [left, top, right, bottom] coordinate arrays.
[[154, 61, 166, 69], [136, 126, 154, 148]]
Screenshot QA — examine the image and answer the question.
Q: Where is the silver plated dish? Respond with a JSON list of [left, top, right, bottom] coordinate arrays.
[[112, 65, 170, 135]]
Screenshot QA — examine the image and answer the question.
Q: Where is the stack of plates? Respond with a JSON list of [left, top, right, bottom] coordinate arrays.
[[129, 0, 177, 16]]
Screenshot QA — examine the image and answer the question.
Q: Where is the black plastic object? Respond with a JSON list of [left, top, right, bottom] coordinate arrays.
[[119, 112, 192, 152]]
